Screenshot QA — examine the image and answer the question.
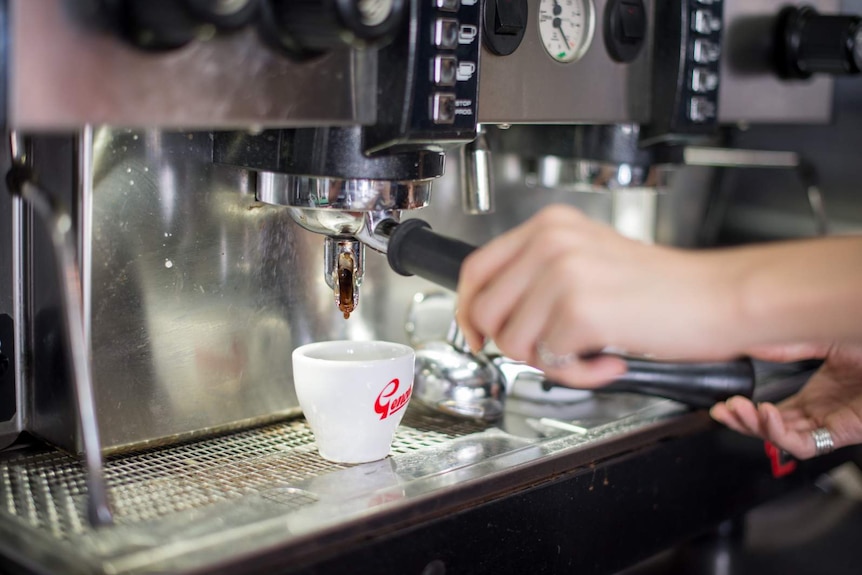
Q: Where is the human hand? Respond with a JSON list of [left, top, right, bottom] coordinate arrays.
[[710, 343, 862, 459], [456, 205, 743, 387]]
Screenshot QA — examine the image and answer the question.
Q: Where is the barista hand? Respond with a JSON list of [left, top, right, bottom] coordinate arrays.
[[457, 204, 862, 389], [710, 343, 862, 459], [456, 205, 743, 387]]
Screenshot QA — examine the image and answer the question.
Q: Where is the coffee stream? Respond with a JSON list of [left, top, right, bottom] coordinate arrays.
[[337, 252, 355, 320]]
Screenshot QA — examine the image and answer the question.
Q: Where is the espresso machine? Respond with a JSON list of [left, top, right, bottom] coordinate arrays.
[[1, 1, 861, 573]]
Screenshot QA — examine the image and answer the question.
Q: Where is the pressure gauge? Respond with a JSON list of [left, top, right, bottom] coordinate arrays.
[[538, 0, 596, 63]]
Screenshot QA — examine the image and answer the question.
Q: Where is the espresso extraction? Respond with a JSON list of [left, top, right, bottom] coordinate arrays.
[[1, 1, 861, 574]]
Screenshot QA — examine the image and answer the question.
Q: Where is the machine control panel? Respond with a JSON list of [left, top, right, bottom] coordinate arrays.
[[367, 0, 482, 150], [643, 0, 724, 143]]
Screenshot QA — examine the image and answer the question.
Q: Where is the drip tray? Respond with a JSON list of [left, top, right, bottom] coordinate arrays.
[[0, 399, 684, 574]]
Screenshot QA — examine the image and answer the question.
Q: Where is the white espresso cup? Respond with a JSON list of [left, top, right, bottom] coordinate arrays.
[[292, 340, 415, 464]]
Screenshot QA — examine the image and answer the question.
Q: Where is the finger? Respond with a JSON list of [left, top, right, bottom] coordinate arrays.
[[457, 219, 546, 351], [746, 343, 831, 363], [493, 261, 570, 362], [541, 354, 628, 389], [726, 396, 764, 436], [710, 402, 759, 437], [760, 402, 816, 459], [466, 230, 576, 356]]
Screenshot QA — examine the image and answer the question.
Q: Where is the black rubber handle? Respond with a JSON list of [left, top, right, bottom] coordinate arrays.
[[540, 357, 755, 408], [384, 220, 756, 406], [386, 219, 477, 291]]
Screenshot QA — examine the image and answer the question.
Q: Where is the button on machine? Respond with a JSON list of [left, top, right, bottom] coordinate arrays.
[[693, 38, 720, 63], [689, 96, 716, 122], [430, 93, 456, 123], [434, 0, 461, 12], [691, 67, 718, 92], [433, 18, 460, 49], [431, 55, 458, 86], [693, 9, 721, 34]]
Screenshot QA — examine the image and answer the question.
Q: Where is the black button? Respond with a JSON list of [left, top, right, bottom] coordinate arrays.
[[0, 354, 7, 379], [494, 0, 526, 36], [604, 0, 646, 63], [619, 1, 645, 41]]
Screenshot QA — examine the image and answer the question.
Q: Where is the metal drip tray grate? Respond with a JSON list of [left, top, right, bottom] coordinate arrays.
[[0, 411, 487, 541]]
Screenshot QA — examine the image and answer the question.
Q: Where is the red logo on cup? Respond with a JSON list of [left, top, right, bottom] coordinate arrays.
[[374, 378, 412, 420]]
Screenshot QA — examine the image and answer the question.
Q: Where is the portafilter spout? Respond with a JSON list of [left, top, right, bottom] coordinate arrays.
[[257, 170, 433, 318]]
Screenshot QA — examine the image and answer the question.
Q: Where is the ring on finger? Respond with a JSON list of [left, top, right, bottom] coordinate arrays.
[[536, 341, 577, 369], [811, 427, 835, 456]]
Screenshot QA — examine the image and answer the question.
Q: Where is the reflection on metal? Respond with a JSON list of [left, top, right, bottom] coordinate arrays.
[[460, 128, 495, 214], [9, 1, 375, 129], [258, 173, 432, 214], [681, 147, 800, 169], [0, 401, 685, 574], [28, 130, 345, 454], [531, 158, 663, 192]]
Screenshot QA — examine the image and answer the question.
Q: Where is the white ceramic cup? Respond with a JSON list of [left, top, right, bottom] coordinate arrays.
[[292, 340, 415, 464]]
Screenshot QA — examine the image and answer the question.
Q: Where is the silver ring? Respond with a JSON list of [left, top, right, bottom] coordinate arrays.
[[811, 427, 835, 456], [536, 341, 577, 369]]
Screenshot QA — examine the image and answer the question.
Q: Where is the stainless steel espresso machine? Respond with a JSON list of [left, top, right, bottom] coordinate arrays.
[[1, 1, 861, 574]]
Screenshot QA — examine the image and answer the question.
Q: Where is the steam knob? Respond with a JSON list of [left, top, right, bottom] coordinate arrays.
[[776, 6, 862, 79], [260, 0, 406, 58]]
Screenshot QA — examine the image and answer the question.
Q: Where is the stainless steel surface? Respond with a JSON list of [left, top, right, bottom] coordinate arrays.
[[460, 128, 495, 214], [258, 173, 432, 214], [537, 159, 662, 192], [13, 173, 113, 526], [478, 0, 653, 124], [0, 400, 686, 574], [29, 129, 350, 454], [8, 1, 376, 129], [681, 147, 800, 169], [718, 0, 839, 124]]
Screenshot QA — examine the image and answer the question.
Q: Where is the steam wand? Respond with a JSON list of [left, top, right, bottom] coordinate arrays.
[[6, 133, 114, 526]]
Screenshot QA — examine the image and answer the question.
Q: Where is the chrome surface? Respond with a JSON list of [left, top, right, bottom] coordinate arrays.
[[531, 158, 664, 192], [681, 147, 800, 169], [8, 1, 376, 129], [258, 173, 433, 212], [478, 0, 654, 123], [0, 400, 686, 574], [324, 237, 363, 315], [11, 151, 113, 525], [460, 129, 495, 214], [719, 0, 839, 124], [30, 129, 343, 454]]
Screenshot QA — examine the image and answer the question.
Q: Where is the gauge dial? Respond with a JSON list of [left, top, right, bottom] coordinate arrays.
[[538, 0, 595, 63]]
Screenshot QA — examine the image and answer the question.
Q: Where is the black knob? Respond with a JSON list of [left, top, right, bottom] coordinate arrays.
[[259, 0, 406, 59], [98, 0, 259, 51], [776, 5, 862, 79]]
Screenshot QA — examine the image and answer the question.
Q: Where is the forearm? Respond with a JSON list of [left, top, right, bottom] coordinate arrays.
[[706, 236, 862, 352]]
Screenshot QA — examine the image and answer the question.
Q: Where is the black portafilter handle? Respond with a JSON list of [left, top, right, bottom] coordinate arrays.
[[542, 357, 755, 408], [383, 219, 755, 407]]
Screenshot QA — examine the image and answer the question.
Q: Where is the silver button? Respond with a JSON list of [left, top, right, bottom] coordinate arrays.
[[691, 67, 718, 92], [430, 93, 456, 124], [433, 18, 460, 50], [431, 56, 458, 86], [693, 39, 721, 63], [434, 0, 460, 12], [693, 10, 721, 34], [689, 97, 716, 123]]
